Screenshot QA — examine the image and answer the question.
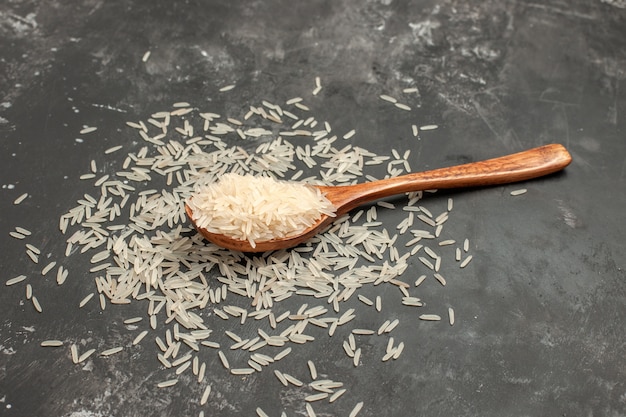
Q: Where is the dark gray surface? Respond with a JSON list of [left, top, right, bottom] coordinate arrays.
[[1, 1, 625, 416]]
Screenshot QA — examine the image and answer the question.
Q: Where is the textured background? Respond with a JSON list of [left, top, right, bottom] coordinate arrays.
[[1, 1, 624, 416]]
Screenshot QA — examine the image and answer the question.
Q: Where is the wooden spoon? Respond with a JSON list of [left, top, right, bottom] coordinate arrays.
[[185, 143, 572, 252]]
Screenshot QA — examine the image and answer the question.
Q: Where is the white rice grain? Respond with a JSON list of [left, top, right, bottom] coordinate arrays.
[[100, 347, 123, 356], [41, 261, 57, 276], [218, 350, 230, 369], [510, 188, 527, 196], [200, 385, 211, 405], [230, 368, 255, 375], [307, 360, 318, 380], [133, 330, 149, 345], [80, 126, 98, 134], [305, 393, 328, 402], [105, 145, 123, 154], [15, 227, 31, 236], [460, 255, 473, 268], [10, 231, 26, 240], [349, 402, 364, 417], [32, 296, 42, 313], [379, 94, 397, 103], [343, 129, 356, 139], [71, 344, 79, 363], [78, 348, 96, 363], [40, 340, 63, 347], [283, 373, 303, 387], [13, 193, 28, 205], [157, 379, 178, 388], [79, 293, 94, 308]]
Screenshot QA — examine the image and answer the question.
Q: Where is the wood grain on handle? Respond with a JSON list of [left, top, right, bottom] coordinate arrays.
[[318, 144, 572, 216]]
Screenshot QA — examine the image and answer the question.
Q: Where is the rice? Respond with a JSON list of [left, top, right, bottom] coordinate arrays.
[[6, 275, 27, 286], [448, 307, 455, 326], [357, 295, 373, 306], [15, 227, 32, 236], [4, 80, 485, 417], [305, 393, 328, 402], [78, 348, 96, 363], [274, 369, 288, 386], [100, 346, 123, 356], [70, 344, 79, 363], [283, 373, 303, 386], [200, 385, 211, 406], [460, 255, 473, 268], [230, 367, 255, 375], [133, 330, 149, 345], [41, 261, 57, 276], [329, 388, 346, 403], [79, 293, 94, 307], [353, 348, 361, 367], [9, 231, 26, 240], [307, 360, 318, 380], [32, 296, 42, 313], [188, 173, 336, 248], [379, 94, 397, 103], [13, 193, 28, 205], [274, 347, 291, 361], [419, 124, 438, 131], [217, 350, 229, 369], [56, 266, 69, 285], [433, 273, 447, 286], [352, 328, 375, 335], [343, 129, 356, 139], [105, 145, 123, 154], [419, 314, 441, 321], [40, 340, 63, 347], [80, 126, 98, 134], [349, 401, 364, 417], [510, 188, 528, 196], [157, 379, 178, 388], [385, 319, 399, 333]]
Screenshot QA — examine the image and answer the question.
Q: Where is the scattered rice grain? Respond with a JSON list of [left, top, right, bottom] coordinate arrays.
[[13, 193, 28, 205], [41, 340, 63, 347]]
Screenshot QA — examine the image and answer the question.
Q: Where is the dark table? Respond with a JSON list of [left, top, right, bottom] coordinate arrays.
[[1, 1, 624, 416]]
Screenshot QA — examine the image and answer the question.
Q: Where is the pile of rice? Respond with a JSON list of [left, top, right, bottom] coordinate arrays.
[[6, 80, 472, 417], [188, 173, 336, 247]]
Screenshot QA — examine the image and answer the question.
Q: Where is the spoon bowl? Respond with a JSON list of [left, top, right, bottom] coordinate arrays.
[[185, 144, 572, 252]]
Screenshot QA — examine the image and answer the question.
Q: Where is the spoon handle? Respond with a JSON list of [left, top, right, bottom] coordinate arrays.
[[320, 144, 572, 214]]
